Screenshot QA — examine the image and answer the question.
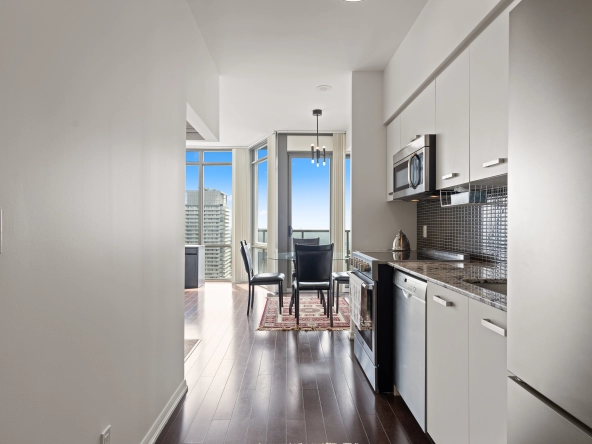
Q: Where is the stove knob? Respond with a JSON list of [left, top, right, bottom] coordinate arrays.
[[361, 262, 371, 272]]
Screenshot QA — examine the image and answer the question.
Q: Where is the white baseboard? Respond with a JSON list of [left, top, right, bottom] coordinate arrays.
[[140, 379, 188, 444]]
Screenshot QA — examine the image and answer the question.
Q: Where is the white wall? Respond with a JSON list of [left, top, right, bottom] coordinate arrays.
[[351, 72, 417, 251], [0, 1, 219, 443], [384, 0, 512, 122]]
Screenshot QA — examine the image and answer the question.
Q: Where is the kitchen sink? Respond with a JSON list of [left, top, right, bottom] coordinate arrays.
[[462, 279, 507, 296]]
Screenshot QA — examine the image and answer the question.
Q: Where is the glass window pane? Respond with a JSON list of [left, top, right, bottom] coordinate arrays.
[[186, 151, 199, 162], [251, 247, 268, 274], [204, 151, 232, 163], [185, 165, 200, 245], [257, 148, 268, 159], [256, 161, 268, 243], [203, 166, 232, 255], [204, 246, 232, 279], [291, 157, 331, 248]]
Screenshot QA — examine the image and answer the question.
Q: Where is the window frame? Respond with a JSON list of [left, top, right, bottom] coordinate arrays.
[[186, 150, 233, 280]]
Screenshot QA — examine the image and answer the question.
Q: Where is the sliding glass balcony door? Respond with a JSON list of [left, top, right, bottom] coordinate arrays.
[[289, 154, 332, 249]]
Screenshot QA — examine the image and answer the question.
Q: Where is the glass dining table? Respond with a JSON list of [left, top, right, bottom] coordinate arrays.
[[268, 252, 350, 262]]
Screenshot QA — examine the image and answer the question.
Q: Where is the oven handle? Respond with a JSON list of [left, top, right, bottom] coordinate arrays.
[[351, 270, 374, 290]]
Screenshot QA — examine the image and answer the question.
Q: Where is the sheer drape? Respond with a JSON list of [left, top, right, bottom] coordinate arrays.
[[331, 133, 346, 272], [232, 148, 251, 282]]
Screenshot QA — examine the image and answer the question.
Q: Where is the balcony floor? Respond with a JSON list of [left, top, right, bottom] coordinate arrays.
[[157, 282, 429, 444]]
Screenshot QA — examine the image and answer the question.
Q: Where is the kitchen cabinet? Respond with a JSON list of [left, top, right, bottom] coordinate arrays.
[[435, 49, 470, 189], [469, 10, 509, 182], [469, 298, 508, 444], [400, 81, 435, 148], [427, 281, 508, 444], [386, 116, 401, 201], [427, 282, 469, 444]]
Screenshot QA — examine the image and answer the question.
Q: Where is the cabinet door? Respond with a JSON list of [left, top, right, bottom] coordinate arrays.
[[435, 48, 470, 189], [401, 81, 435, 148], [386, 116, 401, 201], [427, 283, 469, 444], [469, 299, 508, 444], [470, 10, 509, 181]]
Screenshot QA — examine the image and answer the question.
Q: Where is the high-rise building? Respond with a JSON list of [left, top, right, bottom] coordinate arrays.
[[185, 188, 231, 279]]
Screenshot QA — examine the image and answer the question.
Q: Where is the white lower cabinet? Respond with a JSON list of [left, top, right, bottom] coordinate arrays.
[[427, 282, 508, 444], [427, 283, 469, 444], [469, 299, 508, 444]]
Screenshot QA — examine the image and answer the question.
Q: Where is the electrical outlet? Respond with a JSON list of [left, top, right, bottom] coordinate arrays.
[[101, 426, 111, 444], [423, 225, 427, 238]]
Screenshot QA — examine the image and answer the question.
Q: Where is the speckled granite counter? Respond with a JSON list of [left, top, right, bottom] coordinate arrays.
[[388, 262, 507, 311]]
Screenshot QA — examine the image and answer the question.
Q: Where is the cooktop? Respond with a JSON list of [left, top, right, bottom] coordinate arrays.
[[353, 249, 470, 263]]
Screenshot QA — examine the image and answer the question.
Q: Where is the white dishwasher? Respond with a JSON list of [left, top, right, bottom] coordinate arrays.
[[394, 270, 428, 432]]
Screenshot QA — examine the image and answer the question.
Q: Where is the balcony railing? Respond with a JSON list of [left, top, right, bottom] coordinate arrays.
[[257, 229, 351, 256]]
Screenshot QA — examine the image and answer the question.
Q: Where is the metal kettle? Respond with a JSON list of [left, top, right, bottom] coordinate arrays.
[[393, 230, 411, 251]]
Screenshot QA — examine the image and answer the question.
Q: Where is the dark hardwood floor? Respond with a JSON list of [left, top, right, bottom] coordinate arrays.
[[157, 282, 430, 444]]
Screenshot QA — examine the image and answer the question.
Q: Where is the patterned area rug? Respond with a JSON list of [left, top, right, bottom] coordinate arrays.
[[258, 294, 350, 331]]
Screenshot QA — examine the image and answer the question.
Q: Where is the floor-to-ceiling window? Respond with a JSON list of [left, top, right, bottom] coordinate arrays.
[[185, 151, 233, 280], [251, 146, 268, 273]]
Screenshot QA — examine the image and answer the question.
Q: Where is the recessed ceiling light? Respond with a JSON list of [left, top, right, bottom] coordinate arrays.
[[316, 85, 332, 92]]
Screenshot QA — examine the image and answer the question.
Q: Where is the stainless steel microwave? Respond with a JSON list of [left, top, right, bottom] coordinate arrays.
[[392, 134, 436, 201]]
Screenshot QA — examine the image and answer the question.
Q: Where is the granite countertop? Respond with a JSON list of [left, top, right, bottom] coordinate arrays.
[[388, 261, 507, 311]]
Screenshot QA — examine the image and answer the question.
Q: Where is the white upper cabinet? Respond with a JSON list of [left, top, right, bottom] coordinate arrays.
[[386, 116, 401, 201], [470, 10, 509, 181], [435, 49, 470, 189], [400, 81, 436, 148]]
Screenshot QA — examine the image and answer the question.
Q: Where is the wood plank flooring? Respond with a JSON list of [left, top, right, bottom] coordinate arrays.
[[157, 282, 431, 444]]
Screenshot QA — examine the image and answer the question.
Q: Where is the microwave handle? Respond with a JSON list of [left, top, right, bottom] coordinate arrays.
[[408, 153, 420, 189]]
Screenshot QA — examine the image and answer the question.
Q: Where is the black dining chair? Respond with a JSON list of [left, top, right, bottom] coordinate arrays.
[[292, 237, 321, 297], [331, 271, 349, 314], [291, 243, 334, 326], [239, 240, 285, 316], [292, 237, 320, 249]]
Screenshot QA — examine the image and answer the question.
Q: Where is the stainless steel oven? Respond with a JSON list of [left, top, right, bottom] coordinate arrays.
[[349, 252, 395, 392], [393, 134, 436, 201]]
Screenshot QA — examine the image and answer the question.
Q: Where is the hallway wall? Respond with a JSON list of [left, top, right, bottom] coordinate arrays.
[[0, 1, 219, 442]]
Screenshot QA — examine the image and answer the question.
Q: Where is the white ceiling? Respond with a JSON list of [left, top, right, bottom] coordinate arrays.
[[186, 0, 427, 147]]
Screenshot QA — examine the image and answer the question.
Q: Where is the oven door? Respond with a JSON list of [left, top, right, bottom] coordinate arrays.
[[350, 270, 375, 357], [392, 146, 427, 200]]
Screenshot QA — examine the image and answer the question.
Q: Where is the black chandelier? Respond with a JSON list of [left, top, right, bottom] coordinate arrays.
[[311, 109, 326, 167]]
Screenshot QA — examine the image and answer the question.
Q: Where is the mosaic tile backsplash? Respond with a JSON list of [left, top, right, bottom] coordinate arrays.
[[417, 187, 508, 274]]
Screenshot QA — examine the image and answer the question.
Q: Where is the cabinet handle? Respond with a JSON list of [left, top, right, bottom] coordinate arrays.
[[433, 295, 453, 307], [481, 319, 507, 337], [442, 173, 457, 180], [483, 158, 505, 168], [388, 192, 394, 195]]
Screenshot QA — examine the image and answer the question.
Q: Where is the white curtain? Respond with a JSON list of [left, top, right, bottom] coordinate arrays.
[[331, 133, 346, 272], [266, 133, 278, 273], [232, 148, 251, 283]]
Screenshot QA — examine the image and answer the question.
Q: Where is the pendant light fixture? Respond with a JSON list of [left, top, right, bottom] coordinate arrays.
[[311, 109, 326, 167]]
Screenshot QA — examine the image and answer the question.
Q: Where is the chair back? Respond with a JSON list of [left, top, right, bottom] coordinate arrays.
[[292, 237, 320, 251], [294, 243, 334, 283], [239, 241, 254, 279]]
